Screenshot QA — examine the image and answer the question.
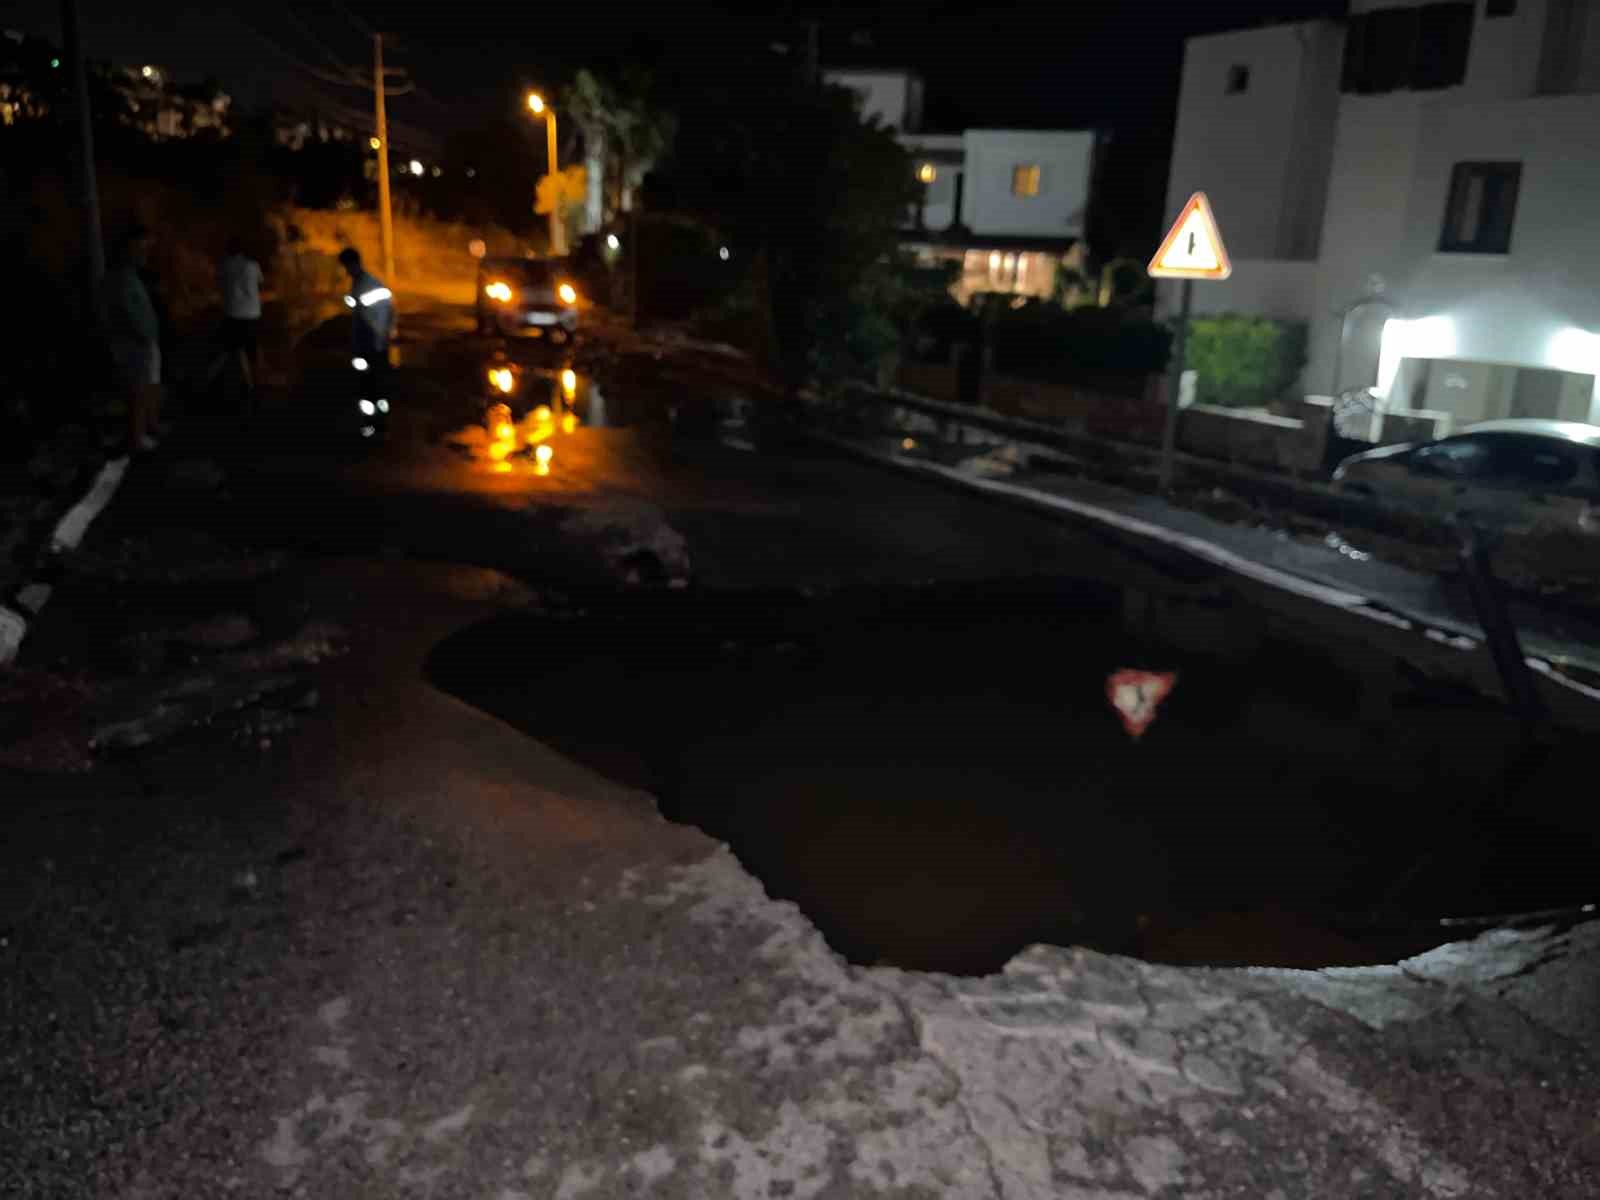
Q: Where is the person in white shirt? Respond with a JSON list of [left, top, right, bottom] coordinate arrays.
[[217, 237, 263, 403]]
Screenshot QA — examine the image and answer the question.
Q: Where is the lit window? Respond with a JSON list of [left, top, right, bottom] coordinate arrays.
[[1011, 164, 1041, 197], [1226, 65, 1250, 94], [1439, 162, 1520, 254], [988, 251, 1001, 273]]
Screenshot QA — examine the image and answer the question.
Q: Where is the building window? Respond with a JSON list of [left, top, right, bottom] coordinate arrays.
[[1342, 3, 1473, 93], [1438, 162, 1520, 253], [1226, 64, 1250, 93], [1414, 3, 1477, 89], [1486, 0, 1515, 15], [1011, 164, 1041, 197]]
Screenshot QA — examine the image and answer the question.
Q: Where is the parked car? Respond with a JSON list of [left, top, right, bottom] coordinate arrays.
[[1331, 419, 1600, 535], [475, 257, 580, 340]]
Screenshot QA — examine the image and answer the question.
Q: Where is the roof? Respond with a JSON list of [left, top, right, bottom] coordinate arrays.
[[1461, 419, 1600, 446], [900, 230, 1081, 253]]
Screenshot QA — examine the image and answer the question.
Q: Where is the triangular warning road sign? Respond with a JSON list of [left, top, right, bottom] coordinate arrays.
[[1148, 192, 1231, 280], [1106, 669, 1177, 739]]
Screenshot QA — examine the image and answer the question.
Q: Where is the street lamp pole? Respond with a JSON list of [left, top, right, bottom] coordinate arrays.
[[528, 93, 564, 256]]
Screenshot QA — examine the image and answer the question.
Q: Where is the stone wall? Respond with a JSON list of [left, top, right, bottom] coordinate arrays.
[[891, 366, 1449, 477], [895, 362, 1168, 443], [1176, 404, 1315, 473]]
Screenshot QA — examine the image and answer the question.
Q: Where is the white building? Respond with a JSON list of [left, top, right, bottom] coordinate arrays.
[[1163, 0, 1600, 428], [825, 68, 1096, 303]]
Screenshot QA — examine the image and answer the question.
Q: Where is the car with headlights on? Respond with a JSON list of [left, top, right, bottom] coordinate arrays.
[[475, 257, 579, 340], [1331, 419, 1600, 535]]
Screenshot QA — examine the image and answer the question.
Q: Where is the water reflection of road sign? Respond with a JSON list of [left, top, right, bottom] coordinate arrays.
[[1148, 192, 1231, 280], [1106, 669, 1177, 739]]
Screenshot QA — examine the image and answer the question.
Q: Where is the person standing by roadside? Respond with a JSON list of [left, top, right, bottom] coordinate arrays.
[[217, 236, 264, 414], [338, 248, 395, 436], [99, 224, 163, 454]]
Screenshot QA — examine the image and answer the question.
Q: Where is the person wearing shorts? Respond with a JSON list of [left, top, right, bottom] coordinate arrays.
[[218, 237, 263, 407]]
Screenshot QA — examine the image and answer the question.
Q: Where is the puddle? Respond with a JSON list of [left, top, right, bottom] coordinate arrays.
[[452, 354, 756, 468], [426, 578, 1600, 973]]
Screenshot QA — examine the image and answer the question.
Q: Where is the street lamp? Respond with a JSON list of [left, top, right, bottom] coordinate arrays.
[[526, 91, 563, 255], [916, 163, 938, 228]]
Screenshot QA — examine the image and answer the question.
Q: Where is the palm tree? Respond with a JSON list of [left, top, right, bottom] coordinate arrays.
[[561, 68, 676, 231], [563, 70, 611, 236]]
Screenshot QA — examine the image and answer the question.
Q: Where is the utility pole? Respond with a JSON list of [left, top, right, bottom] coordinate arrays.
[[60, 0, 104, 292], [372, 32, 395, 281]]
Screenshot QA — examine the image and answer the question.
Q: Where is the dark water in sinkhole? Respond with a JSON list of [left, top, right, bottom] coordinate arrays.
[[425, 577, 1600, 974]]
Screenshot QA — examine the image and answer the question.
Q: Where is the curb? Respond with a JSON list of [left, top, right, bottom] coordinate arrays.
[[813, 430, 1600, 713], [0, 456, 130, 666]]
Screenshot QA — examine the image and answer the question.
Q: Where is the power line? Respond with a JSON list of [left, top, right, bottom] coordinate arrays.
[[284, 10, 364, 81], [232, 16, 369, 90], [329, 1, 376, 38]]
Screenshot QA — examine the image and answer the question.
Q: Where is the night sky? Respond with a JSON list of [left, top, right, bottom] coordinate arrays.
[[14, 1, 1347, 133], [10, 0, 1346, 246]]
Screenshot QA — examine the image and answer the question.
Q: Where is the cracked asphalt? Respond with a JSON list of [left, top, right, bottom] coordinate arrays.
[[4, 303, 1599, 1197]]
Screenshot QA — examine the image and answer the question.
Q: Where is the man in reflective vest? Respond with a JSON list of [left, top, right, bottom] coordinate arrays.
[[338, 248, 395, 436]]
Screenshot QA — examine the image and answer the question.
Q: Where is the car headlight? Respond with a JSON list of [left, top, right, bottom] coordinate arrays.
[[484, 281, 514, 303], [557, 282, 577, 306]]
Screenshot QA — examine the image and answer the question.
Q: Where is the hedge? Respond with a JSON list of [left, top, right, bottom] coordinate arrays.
[[1185, 314, 1308, 409]]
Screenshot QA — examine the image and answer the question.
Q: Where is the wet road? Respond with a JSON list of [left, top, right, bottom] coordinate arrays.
[[9, 303, 1600, 1199], [108, 306, 1584, 971]]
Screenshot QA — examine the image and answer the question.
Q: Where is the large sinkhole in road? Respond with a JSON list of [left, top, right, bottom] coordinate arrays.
[[425, 578, 1598, 974]]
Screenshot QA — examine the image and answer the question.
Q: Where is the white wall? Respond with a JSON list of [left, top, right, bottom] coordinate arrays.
[[824, 70, 917, 131], [1464, 0, 1552, 99], [961, 129, 1094, 238], [1164, 22, 1342, 261], [1383, 91, 1600, 420], [1306, 93, 1430, 398], [1158, 261, 1319, 321]]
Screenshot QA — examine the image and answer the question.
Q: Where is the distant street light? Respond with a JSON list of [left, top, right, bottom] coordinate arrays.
[[369, 136, 381, 150], [917, 162, 937, 184], [719, 246, 730, 261], [606, 233, 620, 251], [525, 91, 563, 255], [409, 159, 424, 176]]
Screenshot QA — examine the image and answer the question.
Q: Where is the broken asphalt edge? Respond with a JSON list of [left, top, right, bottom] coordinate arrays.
[[0, 456, 130, 667]]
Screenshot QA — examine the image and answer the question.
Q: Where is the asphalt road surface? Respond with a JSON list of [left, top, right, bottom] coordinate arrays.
[[5, 306, 1599, 1198]]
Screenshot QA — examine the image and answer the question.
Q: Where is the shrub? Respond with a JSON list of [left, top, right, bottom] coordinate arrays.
[[909, 298, 978, 363], [637, 213, 736, 322], [1185, 314, 1308, 409]]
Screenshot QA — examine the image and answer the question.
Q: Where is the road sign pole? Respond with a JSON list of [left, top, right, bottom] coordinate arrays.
[[1159, 277, 1193, 494], [1148, 191, 1228, 494]]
